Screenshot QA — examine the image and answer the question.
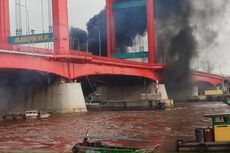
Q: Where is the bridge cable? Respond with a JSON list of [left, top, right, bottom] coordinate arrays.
[[15, 0, 19, 34], [47, 0, 52, 49], [86, 76, 96, 92], [41, 0, 45, 33], [24, 0, 28, 34], [18, 0, 22, 32], [48, 0, 52, 33]]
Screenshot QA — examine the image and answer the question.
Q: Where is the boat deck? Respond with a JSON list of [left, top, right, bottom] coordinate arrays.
[[176, 141, 230, 152]]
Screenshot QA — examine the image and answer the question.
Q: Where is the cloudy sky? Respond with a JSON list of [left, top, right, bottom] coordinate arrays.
[[9, 0, 105, 34]]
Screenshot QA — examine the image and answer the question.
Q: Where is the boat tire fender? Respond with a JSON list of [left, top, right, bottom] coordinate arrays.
[[197, 143, 207, 152], [72, 146, 78, 153], [175, 140, 184, 152]]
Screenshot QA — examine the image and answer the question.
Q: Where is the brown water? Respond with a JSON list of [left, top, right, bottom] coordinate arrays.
[[0, 102, 229, 152]]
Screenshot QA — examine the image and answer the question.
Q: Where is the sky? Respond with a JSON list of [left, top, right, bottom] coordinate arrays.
[[8, 0, 230, 75], [9, 0, 105, 34], [189, 0, 230, 75]]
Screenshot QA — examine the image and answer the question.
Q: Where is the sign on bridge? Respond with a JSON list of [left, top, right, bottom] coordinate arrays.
[[8, 33, 53, 45]]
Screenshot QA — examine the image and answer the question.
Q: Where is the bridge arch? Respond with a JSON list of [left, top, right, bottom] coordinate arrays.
[[193, 80, 222, 96], [0, 53, 70, 79], [192, 73, 223, 86], [70, 62, 160, 81], [0, 52, 161, 81]]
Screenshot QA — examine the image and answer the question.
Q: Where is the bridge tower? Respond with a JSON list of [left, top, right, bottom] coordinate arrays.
[[106, 0, 156, 63], [52, 0, 70, 54], [0, 0, 10, 48], [0, 0, 70, 54]]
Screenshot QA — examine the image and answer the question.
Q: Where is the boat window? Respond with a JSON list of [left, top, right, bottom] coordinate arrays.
[[215, 117, 228, 123]]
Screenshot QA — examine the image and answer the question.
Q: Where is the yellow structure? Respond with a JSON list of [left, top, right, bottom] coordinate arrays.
[[214, 125, 230, 142], [205, 90, 223, 96], [205, 114, 230, 142]]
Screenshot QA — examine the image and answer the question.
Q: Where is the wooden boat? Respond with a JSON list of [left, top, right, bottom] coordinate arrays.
[[176, 113, 230, 152], [72, 136, 159, 153]]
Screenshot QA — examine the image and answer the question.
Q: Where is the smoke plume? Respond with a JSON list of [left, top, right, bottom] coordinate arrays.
[[85, 0, 147, 55], [71, 0, 230, 99], [87, 10, 107, 55], [189, 1, 230, 74], [155, 0, 197, 99], [69, 27, 87, 51], [69, 0, 197, 99]]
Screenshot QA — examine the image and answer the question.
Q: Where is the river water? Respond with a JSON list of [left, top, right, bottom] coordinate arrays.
[[0, 102, 229, 152]]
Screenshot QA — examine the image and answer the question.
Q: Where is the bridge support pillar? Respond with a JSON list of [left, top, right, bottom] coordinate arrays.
[[146, 0, 156, 64], [0, 82, 87, 115], [106, 0, 116, 57], [88, 82, 172, 110], [46, 83, 87, 113], [0, 0, 10, 49], [52, 0, 70, 54]]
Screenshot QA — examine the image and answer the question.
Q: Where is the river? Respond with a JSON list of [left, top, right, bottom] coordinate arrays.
[[0, 102, 229, 152]]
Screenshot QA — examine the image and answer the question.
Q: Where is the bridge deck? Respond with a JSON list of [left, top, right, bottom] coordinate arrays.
[[0, 46, 164, 80]]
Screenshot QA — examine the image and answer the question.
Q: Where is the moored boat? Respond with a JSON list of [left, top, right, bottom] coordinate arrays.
[[176, 113, 230, 152], [72, 136, 159, 153], [223, 97, 230, 105], [25, 110, 50, 119]]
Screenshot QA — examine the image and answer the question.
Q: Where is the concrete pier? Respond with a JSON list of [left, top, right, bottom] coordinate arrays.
[[0, 82, 87, 114], [88, 82, 174, 110]]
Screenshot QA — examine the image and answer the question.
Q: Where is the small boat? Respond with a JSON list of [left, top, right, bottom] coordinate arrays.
[[72, 136, 159, 153], [25, 110, 39, 119], [38, 111, 50, 119], [3, 112, 25, 120], [223, 96, 230, 105], [25, 110, 50, 119]]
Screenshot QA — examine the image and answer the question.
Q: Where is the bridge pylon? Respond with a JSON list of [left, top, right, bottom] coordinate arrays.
[[52, 0, 70, 54], [0, 0, 10, 48]]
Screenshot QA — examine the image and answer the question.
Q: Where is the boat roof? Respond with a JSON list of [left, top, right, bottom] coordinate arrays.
[[25, 110, 38, 112], [79, 135, 148, 142], [204, 113, 230, 117]]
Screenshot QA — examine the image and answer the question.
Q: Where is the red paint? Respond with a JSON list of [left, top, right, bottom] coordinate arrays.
[[106, 0, 116, 57], [106, 0, 112, 57], [0, 0, 163, 82], [0, 49, 163, 81], [192, 71, 224, 86], [146, 0, 156, 64], [52, 0, 70, 54], [0, 0, 10, 48]]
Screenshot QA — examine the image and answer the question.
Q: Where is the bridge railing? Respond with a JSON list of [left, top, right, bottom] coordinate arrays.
[[0, 45, 165, 70], [1, 45, 53, 55], [193, 70, 226, 79]]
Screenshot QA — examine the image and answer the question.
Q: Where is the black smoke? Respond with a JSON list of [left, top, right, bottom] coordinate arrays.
[[113, 0, 147, 52], [70, 0, 197, 99], [155, 0, 197, 99], [71, 0, 148, 55], [87, 10, 107, 55], [69, 27, 87, 51]]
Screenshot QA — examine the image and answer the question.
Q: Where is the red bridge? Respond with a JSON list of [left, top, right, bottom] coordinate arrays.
[[0, 0, 163, 82], [1, 0, 224, 85], [192, 70, 225, 86]]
